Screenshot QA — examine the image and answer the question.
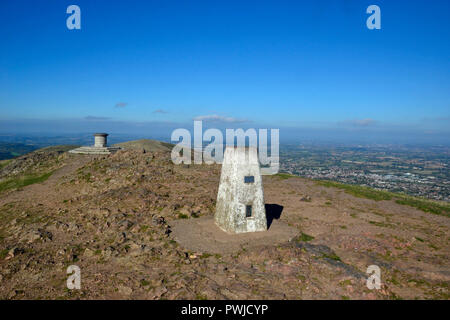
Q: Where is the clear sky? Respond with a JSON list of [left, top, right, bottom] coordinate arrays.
[[0, 0, 449, 143]]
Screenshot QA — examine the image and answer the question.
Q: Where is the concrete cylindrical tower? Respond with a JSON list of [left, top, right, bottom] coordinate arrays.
[[94, 133, 108, 147]]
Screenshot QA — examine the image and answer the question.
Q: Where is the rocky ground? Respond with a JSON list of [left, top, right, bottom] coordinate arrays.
[[0, 145, 448, 299]]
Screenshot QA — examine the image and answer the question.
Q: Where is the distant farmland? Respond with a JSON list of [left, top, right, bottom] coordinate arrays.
[[0, 143, 38, 160]]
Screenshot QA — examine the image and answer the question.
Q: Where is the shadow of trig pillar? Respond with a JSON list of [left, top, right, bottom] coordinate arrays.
[[215, 146, 267, 233]]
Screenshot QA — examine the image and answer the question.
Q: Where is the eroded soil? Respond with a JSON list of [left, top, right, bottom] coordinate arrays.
[[0, 149, 448, 299]]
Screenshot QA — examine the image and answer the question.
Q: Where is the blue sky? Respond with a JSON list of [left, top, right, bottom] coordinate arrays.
[[0, 0, 449, 142]]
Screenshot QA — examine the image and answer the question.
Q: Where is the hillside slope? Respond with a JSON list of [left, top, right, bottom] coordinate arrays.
[[113, 139, 173, 153], [0, 146, 448, 300]]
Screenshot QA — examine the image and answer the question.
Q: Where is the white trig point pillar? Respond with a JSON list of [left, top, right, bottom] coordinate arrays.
[[94, 133, 108, 147], [215, 146, 267, 233]]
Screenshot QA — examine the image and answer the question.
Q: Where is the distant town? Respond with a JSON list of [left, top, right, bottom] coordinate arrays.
[[280, 143, 450, 202]]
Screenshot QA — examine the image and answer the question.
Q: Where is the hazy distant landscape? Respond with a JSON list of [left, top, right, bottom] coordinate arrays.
[[0, 143, 38, 160], [1, 134, 449, 202], [281, 144, 450, 201], [0, 133, 168, 160]]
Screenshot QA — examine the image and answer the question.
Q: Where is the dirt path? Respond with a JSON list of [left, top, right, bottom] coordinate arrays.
[[171, 216, 298, 254]]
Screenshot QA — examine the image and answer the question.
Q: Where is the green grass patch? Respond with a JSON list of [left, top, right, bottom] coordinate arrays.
[[395, 197, 450, 218], [0, 159, 12, 169], [339, 279, 352, 287], [297, 232, 314, 242], [79, 172, 92, 183], [317, 180, 450, 218], [322, 252, 341, 262], [317, 180, 392, 201], [0, 171, 53, 193], [275, 173, 295, 180], [369, 220, 394, 228], [0, 248, 9, 259], [195, 293, 208, 300], [140, 279, 150, 286], [178, 213, 189, 219]]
